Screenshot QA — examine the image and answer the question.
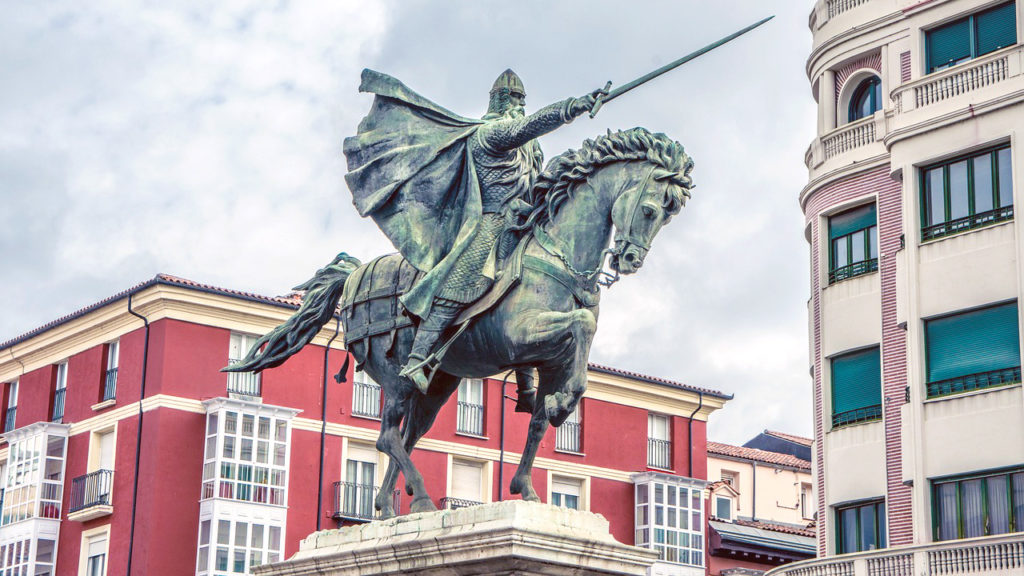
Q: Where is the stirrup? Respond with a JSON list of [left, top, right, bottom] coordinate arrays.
[[400, 354, 440, 394]]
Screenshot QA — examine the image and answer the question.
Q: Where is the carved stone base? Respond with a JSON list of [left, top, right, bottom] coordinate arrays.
[[252, 500, 658, 576]]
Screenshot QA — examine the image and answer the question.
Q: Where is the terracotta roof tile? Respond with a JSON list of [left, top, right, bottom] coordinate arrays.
[[733, 518, 816, 538], [587, 363, 732, 400], [764, 430, 813, 447], [707, 441, 811, 470]]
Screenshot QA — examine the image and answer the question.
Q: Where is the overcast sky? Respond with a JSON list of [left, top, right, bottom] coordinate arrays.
[[0, 1, 817, 445]]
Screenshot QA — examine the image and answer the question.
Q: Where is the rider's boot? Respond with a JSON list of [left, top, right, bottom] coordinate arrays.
[[401, 301, 462, 394]]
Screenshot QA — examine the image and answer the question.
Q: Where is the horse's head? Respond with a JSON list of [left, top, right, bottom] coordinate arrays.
[[609, 141, 693, 274]]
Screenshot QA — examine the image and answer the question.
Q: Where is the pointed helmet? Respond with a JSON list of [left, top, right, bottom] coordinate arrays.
[[487, 69, 526, 116]]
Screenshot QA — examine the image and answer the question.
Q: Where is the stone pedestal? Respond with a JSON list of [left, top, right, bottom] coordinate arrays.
[[252, 500, 658, 576]]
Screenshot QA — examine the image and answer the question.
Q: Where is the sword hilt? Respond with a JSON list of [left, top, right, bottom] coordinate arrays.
[[589, 81, 613, 119]]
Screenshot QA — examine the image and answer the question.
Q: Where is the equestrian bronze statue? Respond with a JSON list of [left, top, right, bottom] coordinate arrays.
[[225, 18, 771, 516]]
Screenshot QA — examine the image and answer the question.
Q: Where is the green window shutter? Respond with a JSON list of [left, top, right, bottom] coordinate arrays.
[[926, 302, 1021, 382], [832, 347, 882, 415], [928, 18, 972, 71], [830, 204, 877, 240], [976, 2, 1017, 56]]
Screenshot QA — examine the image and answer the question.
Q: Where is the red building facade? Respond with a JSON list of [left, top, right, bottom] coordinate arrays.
[[0, 274, 730, 576]]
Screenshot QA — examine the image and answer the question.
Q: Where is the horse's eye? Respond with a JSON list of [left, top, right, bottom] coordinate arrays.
[[642, 205, 655, 219]]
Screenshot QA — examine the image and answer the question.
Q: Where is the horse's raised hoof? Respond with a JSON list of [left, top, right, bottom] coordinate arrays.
[[515, 388, 536, 413], [410, 497, 438, 514], [509, 475, 540, 502]]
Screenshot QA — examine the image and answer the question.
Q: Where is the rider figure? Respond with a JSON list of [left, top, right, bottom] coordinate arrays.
[[400, 70, 603, 393]]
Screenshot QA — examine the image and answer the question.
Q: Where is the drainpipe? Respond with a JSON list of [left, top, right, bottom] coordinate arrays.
[[496, 370, 515, 502], [752, 461, 758, 522], [316, 316, 341, 531], [687, 392, 704, 478], [125, 293, 150, 576]]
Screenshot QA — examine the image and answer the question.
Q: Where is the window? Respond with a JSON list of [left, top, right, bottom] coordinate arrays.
[[102, 341, 118, 402], [715, 495, 733, 521], [85, 533, 107, 576], [52, 363, 67, 422], [4, 381, 17, 433], [445, 459, 484, 508], [70, 428, 116, 513], [925, 302, 1021, 398], [197, 518, 283, 575], [647, 413, 671, 469], [921, 145, 1013, 240], [2, 430, 68, 525], [551, 476, 583, 510], [831, 347, 882, 427], [927, 2, 1017, 73], [200, 404, 292, 506], [456, 379, 484, 436], [339, 444, 377, 520], [555, 404, 581, 453], [828, 204, 878, 283], [848, 76, 882, 122], [720, 470, 738, 488], [836, 500, 886, 553], [227, 333, 261, 398], [633, 474, 704, 567], [0, 538, 56, 576], [802, 483, 814, 519], [351, 369, 381, 418], [934, 467, 1024, 540]]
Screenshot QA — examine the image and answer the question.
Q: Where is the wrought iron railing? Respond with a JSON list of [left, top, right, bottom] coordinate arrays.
[[647, 438, 671, 469], [829, 258, 878, 284], [832, 404, 883, 428], [3, 407, 15, 433], [102, 367, 118, 401], [225, 359, 261, 397], [69, 469, 114, 513], [332, 481, 388, 521], [456, 401, 484, 435], [440, 497, 482, 510], [556, 420, 581, 453], [51, 388, 66, 422], [922, 205, 1014, 242], [352, 380, 382, 418], [926, 366, 1021, 399]]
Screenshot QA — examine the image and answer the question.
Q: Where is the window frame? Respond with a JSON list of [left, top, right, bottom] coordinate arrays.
[[926, 1, 1018, 73], [835, 499, 887, 554], [554, 403, 582, 453], [919, 144, 1013, 242], [830, 346, 883, 428], [647, 413, 672, 470], [828, 203, 879, 284], [847, 76, 882, 122], [924, 301, 1021, 398], [714, 495, 733, 521], [932, 466, 1024, 541], [456, 379, 485, 436]]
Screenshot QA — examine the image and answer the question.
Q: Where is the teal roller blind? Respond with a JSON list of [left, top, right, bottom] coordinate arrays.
[[926, 302, 1021, 382], [928, 18, 972, 71], [976, 2, 1017, 56], [832, 347, 882, 415], [830, 204, 877, 240]]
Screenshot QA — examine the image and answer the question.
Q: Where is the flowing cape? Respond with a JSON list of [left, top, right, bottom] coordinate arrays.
[[342, 69, 486, 317]]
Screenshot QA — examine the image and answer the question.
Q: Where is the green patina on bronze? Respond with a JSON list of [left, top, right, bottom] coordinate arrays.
[[224, 20, 772, 513]]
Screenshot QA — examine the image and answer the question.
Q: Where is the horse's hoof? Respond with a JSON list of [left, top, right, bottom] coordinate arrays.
[[510, 476, 539, 501], [378, 507, 395, 520], [405, 483, 414, 496], [410, 497, 437, 514]]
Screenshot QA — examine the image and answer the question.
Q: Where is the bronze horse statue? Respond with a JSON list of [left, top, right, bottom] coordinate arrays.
[[227, 127, 693, 517]]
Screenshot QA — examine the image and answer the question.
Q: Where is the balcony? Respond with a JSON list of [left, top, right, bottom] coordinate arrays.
[[767, 532, 1024, 576], [893, 45, 1023, 115], [226, 360, 261, 398], [832, 403, 883, 428], [68, 469, 113, 522], [332, 481, 397, 522], [647, 438, 672, 469], [51, 388, 65, 422], [440, 497, 482, 510], [352, 379, 381, 418], [922, 205, 1014, 242], [102, 367, 117, 401], [555, 419, 581, 453], [926, 366, 1021, 399], [456, 401, 484, 436], [805, 115, 883, 171]]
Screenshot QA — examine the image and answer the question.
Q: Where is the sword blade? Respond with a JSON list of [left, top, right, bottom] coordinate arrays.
[[590, 15, 773, 117]]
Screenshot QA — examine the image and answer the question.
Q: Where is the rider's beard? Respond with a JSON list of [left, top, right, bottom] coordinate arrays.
[[503, 105, 525, 118]]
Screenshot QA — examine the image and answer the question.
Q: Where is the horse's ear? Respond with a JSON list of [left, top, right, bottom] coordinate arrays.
[[652, 169, 676, 181]]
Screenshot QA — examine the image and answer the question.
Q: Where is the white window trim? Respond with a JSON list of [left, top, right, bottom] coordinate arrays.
[[341, 438, 385, 486], [714, 495, 734, 521], [88, 424, 117, 473], [836, 69, 883, 127], [445, 454, 492, 504], [546, 470, 590, 511], [78, 525, 110, 576]]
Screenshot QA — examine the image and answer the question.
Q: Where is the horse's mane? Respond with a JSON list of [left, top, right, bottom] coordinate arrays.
[[522, 127, 694, 229]]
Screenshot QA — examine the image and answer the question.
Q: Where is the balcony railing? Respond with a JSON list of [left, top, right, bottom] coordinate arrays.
[[102, 367, 118, 401], [893, 46, 1018, 114], [3, 407, 15, 433], [647, 438, 671, 469], [921, 205, 1014, 242], [832, 404, 882, 428], [440, 497, 482, 510], [69, 469, 113, 513], [766, 532, 1024, 576], [822, 117, 876, 161], [226, 360, 261, 398], [926, 366, 1021, 399], [829, 258, 878, 284], [51, 388, 65, 422], [555, 420, 581, 453], [332, 481, 397, 521], [456, 401, 483, 436], [352, 380, 381, 418], [827, 0, 869, 18]]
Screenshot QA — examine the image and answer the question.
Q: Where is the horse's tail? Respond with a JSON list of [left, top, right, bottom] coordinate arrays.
[[222, 252, 362, 374]]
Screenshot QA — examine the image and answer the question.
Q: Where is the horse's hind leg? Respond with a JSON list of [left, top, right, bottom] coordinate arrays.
[[375, 391, 437, 514], [375, 372, 462, 516]]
